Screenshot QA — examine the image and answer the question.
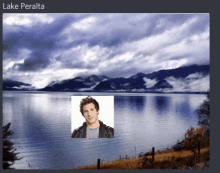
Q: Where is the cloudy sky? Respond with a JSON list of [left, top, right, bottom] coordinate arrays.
[[3, 13, 209, 89]]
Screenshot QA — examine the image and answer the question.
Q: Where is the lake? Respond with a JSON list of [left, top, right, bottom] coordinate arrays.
[[3, 91, 206, 169]]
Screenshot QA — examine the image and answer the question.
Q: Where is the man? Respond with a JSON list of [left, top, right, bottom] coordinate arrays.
[[71, 96, 114, 138]]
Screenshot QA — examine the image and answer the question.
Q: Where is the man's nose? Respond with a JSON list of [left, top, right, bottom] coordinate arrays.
[[88, 111, 91, 116]]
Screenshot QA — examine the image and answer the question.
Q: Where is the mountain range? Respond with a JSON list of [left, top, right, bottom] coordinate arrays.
[[3, 79, 35, 91], [3, 64, 210, 93]]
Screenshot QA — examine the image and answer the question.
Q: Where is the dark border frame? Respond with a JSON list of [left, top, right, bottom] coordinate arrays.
[[1, 0, 218, 172]]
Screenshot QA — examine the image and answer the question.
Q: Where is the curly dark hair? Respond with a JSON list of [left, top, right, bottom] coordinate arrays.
[[80, 96, 99, 116]]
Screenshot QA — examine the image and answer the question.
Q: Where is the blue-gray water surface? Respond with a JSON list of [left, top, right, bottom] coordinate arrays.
[[3, 91, 206, 169]]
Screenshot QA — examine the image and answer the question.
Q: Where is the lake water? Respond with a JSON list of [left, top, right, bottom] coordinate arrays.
[[3, 91, 206, 169]]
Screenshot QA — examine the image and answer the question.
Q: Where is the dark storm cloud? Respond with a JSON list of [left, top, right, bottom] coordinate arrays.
[[3, 14, 88, 70], [62, 60, 97, 69], [3, 15, 76, 51], [13, 51, 50, 71], [3, 29, 56, 71]]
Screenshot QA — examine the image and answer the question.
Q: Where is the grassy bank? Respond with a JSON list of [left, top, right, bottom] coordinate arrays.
[[77, 147, 209, 169], [76, 126, 210, 169]]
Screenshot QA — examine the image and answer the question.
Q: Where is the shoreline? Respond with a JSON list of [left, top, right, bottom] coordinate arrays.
[[3, 90, 208, 95], [76, 147, 210, 169]]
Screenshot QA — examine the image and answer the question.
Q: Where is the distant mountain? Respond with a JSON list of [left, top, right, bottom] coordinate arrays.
[[96, 64, 209, 92], [39, 64, 209, 93], [150, 79, 173, 89], [94, 65, 209, 92], [143, 64, 209, 80], [40, 75, 110, 92], [3, 79, 35, 91]]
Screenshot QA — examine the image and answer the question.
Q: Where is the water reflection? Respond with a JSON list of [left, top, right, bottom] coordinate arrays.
[[154, 96, 171, 113], [3, 91, 205, 169], [175, 100, 191, 117], [115, 96, 146, 114], [128, 96, 146, 111]]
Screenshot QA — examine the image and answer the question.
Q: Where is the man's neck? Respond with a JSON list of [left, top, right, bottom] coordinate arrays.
[[86, 120, 100, 128]]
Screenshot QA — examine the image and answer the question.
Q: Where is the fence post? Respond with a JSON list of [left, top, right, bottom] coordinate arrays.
[[198, 142, 200, 154], [97, 159, 100, 169], [135, 146, 136, 158], [152, 147, 155, 163]]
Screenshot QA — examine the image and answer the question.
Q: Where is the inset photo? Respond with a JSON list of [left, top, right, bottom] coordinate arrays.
[[71, 96, 114, 138]]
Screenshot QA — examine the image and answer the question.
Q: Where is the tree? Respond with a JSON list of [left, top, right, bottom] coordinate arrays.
[[183, 126, 209, 149], [196, 90, 210, 136], [3, 123, 22, 169], [172, 126, 209, 152]]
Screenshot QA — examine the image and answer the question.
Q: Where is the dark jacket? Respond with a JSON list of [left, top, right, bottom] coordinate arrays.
[[71, 120, 114, 138]]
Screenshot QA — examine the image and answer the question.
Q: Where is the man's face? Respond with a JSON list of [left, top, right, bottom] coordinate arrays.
[[83, 103, 99, 125]]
